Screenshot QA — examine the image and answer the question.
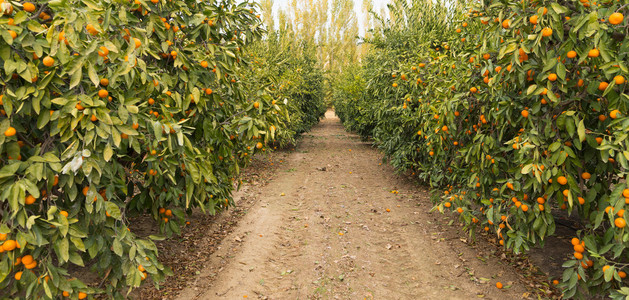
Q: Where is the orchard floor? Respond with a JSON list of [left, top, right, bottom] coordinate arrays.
[[142, 110, 561, 300]]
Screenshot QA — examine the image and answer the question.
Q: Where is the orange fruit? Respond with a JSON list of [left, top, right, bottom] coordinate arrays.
[[609, 12, 624, 25], [567, 51, 577, 58], [133, 38, 142, 49], [253, 102, 259, 109], [14, 271, 22, 281], [98, 46, 109, 57], [496, 282, 503, 289], [501, 19, 510, 29], [541, 27, 552, 37], [205, 88, 213, 95], [4, 127, 16, 137], [200, 61, 208, 68], [25, 195, 36, 205], [588, 49, 600, 57], [615, 218, 626, 228], [571, 238, 580, 246], [581, 172, 591, 180], [90, 115, 97, 122], [470, 87, 478, 93], [574, 252, 583, 260], [2, 240, 17, 251], [598, 82, 609, 91], [165, 209, 172, 217], [63, 291, 70, 297], [256, 142, 263, 149], [100, 78, 109, 86], [98, 89, 109, 98], [8, 30, 17, 39], [521, 110, 529, 118], [603, 265, 611, 272], [557, 176, 568, 185], [610, 110, 621, 119], [23, 2, 36, 12], [615, 75, 625, 85], [60, 211, 69, 217], [619, 271, 627, 278], [42, 56, 55, 67], [21, 255, 33, 265], [78, 292, 87, 300], [548, 73, 557, 81], [529, 15, 538, 24], [623, 189, 629, 198]]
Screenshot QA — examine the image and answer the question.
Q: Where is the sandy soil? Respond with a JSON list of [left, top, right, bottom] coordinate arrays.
[[171, 111, 541, 300]]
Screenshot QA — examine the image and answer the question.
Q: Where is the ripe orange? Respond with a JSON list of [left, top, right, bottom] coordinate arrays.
[[615, 75, 625, 85], [598, 82, 609, 91], [165, 209, 172, 217], [581, 172, 591, 180], [25, 195, 36, 205], [98, 46, 109, 57], [529, 15, 538, 24], [501, 19, 510, 29], [470, 87, 477, 93], [4, 127, 16, 137], [63, 291, 70, 297], [78, 292, 87, 300], [42, 56, 55, 67], [557, 176, 568, 185], [23, 2, 36, 12], [60, 211, 69, 217], [567, 51, 577, 58], [2, 240, 17, 251], [574, 252, 583, 260], [256, 142, 263, 149], [98, 89, 109, 98], [616, 218, 627, 228], [496, 282, 503, 289], [521, 110, 529, 118], [609, 12, 624, 25], [548, 73, 557, 81], [620, 271, 627, 278], [610, 110, 621, 119], [588, 49, 600, 58], [541, 28, 552, 37], [133, 38, 142, 49], [253, 102, 260, 109], [14, 271, 22, 281], [8, 30, 17, 39], [100, 78, 109, 86], [90, 115, 97, 122]]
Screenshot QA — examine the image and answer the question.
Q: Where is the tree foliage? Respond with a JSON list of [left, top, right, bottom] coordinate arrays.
[[334, 0, 629, 298], [0, 0, 322, 298]]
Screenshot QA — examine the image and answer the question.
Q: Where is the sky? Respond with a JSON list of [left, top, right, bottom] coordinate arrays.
[[270, 0, 390, 36]]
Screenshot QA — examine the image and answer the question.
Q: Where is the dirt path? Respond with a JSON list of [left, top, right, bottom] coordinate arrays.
[[176, 110, 532, 300]]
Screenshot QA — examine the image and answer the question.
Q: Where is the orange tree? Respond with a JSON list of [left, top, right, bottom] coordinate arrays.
[[334, 0, 628, 297], [245, 35, 326, 146], [0, 0, 299, 298]]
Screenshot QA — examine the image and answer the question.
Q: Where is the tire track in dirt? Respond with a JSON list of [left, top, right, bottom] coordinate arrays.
[[177, 110, 532, 299]]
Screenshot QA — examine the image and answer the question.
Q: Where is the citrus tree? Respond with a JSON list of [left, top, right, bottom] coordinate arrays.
[[245, 33, 326, 146], [0, 0, 301, 298], [333, 0, 628, 297]]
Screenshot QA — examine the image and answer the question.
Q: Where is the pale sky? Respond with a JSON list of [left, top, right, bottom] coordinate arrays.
[[271, 0, 390, 36]]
